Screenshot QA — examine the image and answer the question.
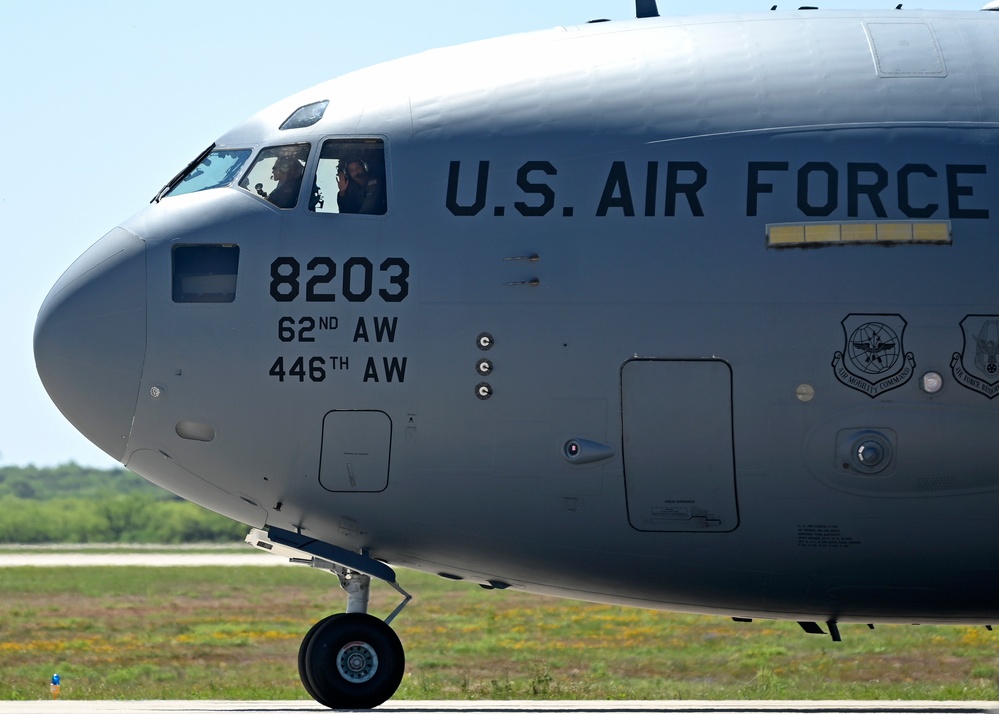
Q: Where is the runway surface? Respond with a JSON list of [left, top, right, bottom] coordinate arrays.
[[0, 545, 290, 567], [0, 552, 289, 567], [0, 701, 995, 714]]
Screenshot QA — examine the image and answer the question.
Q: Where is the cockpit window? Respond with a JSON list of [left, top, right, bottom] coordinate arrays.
[[163, 148, 252, 199], [238, 143, 311, 209], [310, 138, 387, 215]]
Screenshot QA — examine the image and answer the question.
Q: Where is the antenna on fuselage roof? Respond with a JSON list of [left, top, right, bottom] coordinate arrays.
[[636, 0, 659, 18]]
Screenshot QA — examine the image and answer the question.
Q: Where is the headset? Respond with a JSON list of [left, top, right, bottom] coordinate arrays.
[[337, 158, 369, 176]]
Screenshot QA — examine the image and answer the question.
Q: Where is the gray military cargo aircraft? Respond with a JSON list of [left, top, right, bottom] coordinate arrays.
[[33, 1, 999, 708]]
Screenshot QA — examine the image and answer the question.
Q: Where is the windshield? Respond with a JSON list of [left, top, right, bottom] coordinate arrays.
[[161, 147, 252, 199]]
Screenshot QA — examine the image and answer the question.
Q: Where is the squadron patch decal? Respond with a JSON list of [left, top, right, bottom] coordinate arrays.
[[951, 316, 999, 398], [832, 314, 915, 397]]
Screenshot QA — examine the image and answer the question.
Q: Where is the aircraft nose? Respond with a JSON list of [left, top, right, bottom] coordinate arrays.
[[34, 228, 147, 462]]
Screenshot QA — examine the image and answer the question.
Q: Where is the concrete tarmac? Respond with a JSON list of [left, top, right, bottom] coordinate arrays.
[[0, 552, 289, 567], [0, 702, 995, 714]]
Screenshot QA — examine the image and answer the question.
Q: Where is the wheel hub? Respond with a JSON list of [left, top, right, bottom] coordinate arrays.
[[337, 640, 378, 683]]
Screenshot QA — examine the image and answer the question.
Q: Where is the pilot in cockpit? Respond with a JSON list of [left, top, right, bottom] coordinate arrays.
[[336, 158, 386, 215], [267, 156, 306, 209]]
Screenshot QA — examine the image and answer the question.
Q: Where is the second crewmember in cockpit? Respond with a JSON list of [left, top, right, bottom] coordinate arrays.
[[336, 158, 386, 214]]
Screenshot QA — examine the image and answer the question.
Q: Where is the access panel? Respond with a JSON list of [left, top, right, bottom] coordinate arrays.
[[621, 359, 738, 532], [319, 410, 392, 492]]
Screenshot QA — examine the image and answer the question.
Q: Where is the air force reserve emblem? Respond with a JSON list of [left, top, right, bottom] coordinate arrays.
[[951, 316, 999, 398], [833, 314, 915, 397]]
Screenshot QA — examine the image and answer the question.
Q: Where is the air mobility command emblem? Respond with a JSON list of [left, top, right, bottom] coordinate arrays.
[[833, 314, 915, 397]]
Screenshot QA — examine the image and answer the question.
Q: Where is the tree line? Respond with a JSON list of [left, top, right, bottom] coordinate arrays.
[[0, 465, 245, 543]]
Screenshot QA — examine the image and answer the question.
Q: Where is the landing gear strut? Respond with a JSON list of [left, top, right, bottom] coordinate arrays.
[[246, 528, 412, 710]]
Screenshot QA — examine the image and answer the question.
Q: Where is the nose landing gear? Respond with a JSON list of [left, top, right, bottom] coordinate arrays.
[[247, 527, 412, 710]]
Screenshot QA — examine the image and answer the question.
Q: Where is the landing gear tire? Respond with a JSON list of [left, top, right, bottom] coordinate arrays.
[[300, 612, 405, 709], [298, 614, 339, 703]]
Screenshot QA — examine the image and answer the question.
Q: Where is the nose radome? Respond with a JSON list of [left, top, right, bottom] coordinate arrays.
[[34, 228, 147, 462]]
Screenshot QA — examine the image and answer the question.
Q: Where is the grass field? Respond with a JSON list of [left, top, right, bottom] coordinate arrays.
[[1, 565, 997, 701]]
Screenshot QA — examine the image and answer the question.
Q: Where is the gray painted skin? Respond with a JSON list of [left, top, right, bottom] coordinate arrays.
[[34, 6, 999, 706]]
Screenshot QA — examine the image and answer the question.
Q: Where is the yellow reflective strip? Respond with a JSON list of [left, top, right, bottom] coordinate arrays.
[[877, 223, 913, 242], [912, 222, 950, 242], [804, 224, 842, 243], [840, 223, 877, 242], [767, 221, 952, 247], [768, 225, 805, 245]]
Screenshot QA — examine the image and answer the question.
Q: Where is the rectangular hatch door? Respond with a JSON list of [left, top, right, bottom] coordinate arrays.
[[621, 359, 738, 532], [319, 410, 392, 493]]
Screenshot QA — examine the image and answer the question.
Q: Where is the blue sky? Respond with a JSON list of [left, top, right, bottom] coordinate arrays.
[[1, 0, 990, 467]]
